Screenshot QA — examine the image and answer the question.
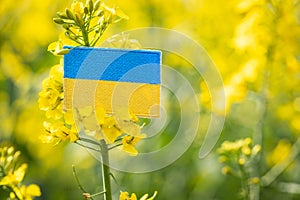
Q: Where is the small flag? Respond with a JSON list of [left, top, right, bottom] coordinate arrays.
[[63, 46, 161, 117]]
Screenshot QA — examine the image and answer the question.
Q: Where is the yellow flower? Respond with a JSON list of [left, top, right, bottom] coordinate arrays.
[[49, 64, 63, 87], [120, 191, 157, 200], [13, 184, 42, 200], [250, 177, 260, 184], [101, 3, 129, 23], [42, 121, 78, 143], [238, 158, 246, 166], [115, 109, 141, 136], [0, 164, 27, 186], [218, 137, 252, 154], [45, 103, 63, 120], [69, 125, 79, 142], [64, 109, 75, 125], [71, 1, 84, 20], [252, 144, 261, 156], [47, 41, 70, 56], [101, 116, 122, 143], [38, 64, 64, 120], [0, 146, 41, 199], [38, 64, 80, 143], [122, 134, 146, 156], [221, 166, 232, 175], [38, 81, 61, 110], [95, 106, 106, 124], [241, 146, 251, 156], [120, 191, 137, 200], [22, 184, 42, 199]]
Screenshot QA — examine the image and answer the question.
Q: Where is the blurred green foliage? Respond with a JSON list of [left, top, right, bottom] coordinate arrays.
[[0, 0, 300, 199]]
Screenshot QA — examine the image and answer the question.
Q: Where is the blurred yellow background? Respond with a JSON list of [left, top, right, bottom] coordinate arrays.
[[0, 0, 300, 199]]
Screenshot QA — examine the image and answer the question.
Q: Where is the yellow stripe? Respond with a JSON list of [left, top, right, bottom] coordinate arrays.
[[63, 78, 160, 117]]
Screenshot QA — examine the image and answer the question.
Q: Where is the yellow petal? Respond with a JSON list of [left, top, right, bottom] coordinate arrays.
[[120, 191, 129, 200], [14, 164, 28, 183], [64, 110, 75, 125], [26, 184, 42, 197], [95, 106, 106, 124], [115, 108, 141, 136], [10, 192, 16, 199], [69, 131, 79, 142], [82, 114, 99, 131], [119, 191, 137, 200], [140, 194, 149, 200], [77, 106, 93, 117], [115, 7, 129, 20], [140, 191, 158, 200], [48, 41, 58, 51], [55, 48, 70, 55], [123, 145, 138, 156], [39, 134, 55, 143], [102, 126, 122, 143], [0, 175, 11, 185], [117, 120, 141, 136]]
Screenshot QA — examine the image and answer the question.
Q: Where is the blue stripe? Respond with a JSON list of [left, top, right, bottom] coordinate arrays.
[[63, 46, 161, 84]]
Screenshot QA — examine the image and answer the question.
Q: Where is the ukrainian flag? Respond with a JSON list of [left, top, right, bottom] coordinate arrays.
[[63, 47, 161, 117]]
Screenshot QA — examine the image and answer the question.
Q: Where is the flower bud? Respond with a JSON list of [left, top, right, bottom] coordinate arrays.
[[53, 18, 65, 24], [65, 8, 74, 20], [252, 144, 261, 156], [57, 12, 68, 19], [6, 155, 13, 163], [13, 151, 21, 160], [218, 156, 227, 163], [250, 177, 260, 184], [97, 10, 104, 17], [74, 14, 83, 26], [56, 49, 70, 56], [221, 166, 232, 175], [84, 6, 89, 14], [62, 24, 70, 30], [94, 0, 101, 11], [88, 0, 94, 12], [241, 146, 251, 156], [7, 147, 14, 155], [238, 158, 246, 165]]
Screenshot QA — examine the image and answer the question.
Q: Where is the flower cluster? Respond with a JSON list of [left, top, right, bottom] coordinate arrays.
[[120, 191, 157, 200], [218, 138, 261, 198], [218, 137, 261, 176], [76, 106, 146, 155], [39, 0, 146, 156], [38, 63, 78, 143], [0, 146, 41, 200], [38, 1, 153, 199], [51, 0, 128, 49], [38, 62, 145, 155]]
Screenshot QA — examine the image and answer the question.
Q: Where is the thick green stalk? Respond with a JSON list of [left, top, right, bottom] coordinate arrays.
[[99, 139, 112, 200]]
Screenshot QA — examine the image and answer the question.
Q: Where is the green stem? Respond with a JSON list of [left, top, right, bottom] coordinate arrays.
[[79, 137, 101, 146], [72, 165, 84, 191], [75, 141, 101, 152], [108, 143, 123, 150], [82, 28, 90, 46], [99, 139, 112, 200], [238, 160, 249, 200], [90, 191, 106, 197]]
